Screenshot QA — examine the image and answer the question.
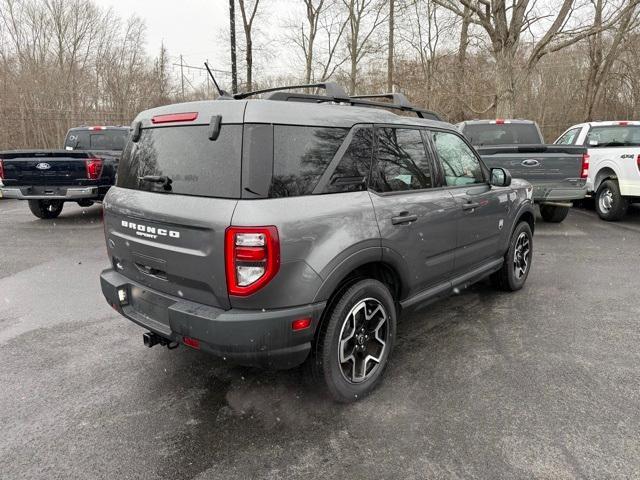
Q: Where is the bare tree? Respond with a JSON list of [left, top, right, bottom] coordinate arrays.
[[229, 0, 238, 93], [238, 0, 260, 91], [434, 0, 640, 117], [387, 0, 394, 91], [342, 0, 387, 94]]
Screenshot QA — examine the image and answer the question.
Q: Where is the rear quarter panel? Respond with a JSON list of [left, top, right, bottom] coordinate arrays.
[[230, 191, 381, 309]]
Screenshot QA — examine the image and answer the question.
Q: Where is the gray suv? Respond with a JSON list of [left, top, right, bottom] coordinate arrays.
[[100, 83, 535, 402]]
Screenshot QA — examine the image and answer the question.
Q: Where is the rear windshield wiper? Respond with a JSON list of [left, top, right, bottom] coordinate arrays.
[[139, 175, 172, 191]]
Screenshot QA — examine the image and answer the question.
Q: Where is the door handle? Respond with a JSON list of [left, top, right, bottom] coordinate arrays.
[[462, 202, 481, 211], [391, 213, 418, 225]]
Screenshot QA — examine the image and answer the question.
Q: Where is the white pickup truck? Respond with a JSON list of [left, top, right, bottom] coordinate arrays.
[[555, 121, 640, 221]]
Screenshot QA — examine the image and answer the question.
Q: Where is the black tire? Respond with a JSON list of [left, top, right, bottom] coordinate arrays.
[[540, 205, 570, 223], [310, 279, 396, 403], [77, 199, 94, 207], [595, 179, 629, 221], [28, 200, 64, 219], [492, 221, 533, 292]]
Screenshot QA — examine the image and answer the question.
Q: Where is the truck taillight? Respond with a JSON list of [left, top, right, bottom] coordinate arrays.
[[225, 226, 280, 296], [637, 154, 640, 173], [581, 153, 590, 179], [0, 160, 4, 180], [85, 158, 103, 180]]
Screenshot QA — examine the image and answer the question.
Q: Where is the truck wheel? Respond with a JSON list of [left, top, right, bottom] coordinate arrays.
[[491, 221, 533, 292], [77, 199, 94, 207], [311, 279, 396, 403], [595, 180, 628, 221], [28, 200, 64, 219], [540, 205, 570, 223]]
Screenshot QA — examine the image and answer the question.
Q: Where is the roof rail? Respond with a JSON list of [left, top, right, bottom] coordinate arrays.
[[230, 82, 442, 121], [233, 82, 349, 100]]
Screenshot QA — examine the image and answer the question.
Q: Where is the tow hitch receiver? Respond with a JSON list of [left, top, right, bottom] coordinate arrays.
[[143, 332, 178, 349]]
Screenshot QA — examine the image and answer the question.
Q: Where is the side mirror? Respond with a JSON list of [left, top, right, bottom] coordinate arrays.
[[491, 167, 512, 187]]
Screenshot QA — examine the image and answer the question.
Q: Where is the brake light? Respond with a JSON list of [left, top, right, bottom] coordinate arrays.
[[619, 121, 629, 126], [0, 160, 4, 180], [225, 226, 280, 296], [637, 154, 640, 172], [88, 126, 105, 131], [85, 158, 103, 180], [495, 119, 505, 125], [581, 153, 590, 179], [151, 112, 198, 124]]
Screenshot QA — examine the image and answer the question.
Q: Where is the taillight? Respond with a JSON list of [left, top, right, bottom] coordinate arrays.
[[85, 158, 103, 180], [581, 153, 590, 179], [225, 226, 280, 296], [0, 160, 4, 180], [637, 154, 640, 172]]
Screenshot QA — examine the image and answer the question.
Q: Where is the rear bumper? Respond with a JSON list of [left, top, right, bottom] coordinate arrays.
[[533, 184, 587, 203], [0, 185, 99, 200], [100, 269, 326, 369]]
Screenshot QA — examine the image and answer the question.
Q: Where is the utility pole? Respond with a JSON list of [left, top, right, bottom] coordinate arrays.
[[180, 54, 185, 99], [229, 0, 238, 94]]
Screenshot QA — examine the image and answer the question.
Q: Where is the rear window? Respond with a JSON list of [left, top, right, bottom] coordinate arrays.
[[586, 126, 640, 148], [462, 123, 542, 146], [64, 129, 129, 151], [269, 126, 348, 197], [117, 125, 242, 198]]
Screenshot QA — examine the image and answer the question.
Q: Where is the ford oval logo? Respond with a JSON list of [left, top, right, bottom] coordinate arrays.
[[35, 162, 51, 170]]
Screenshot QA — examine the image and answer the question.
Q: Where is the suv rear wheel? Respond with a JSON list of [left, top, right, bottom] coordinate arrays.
[[595, 179, 628, 221], [540, 205, 569, 223], [311, 279, 396, 403], [492, 221, 533, 291], [28, 200, 64, 219]]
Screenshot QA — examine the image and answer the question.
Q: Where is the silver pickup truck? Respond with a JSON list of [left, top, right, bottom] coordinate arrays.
[[458, 119, 587, 222]]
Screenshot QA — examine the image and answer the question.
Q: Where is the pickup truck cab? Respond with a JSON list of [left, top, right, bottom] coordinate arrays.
[[555, 121, 640, 221], [458, 119, 588, 223], [0, 126, 129, 219]]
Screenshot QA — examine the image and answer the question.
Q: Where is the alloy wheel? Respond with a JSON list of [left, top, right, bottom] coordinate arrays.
[[513, 232, 531, 280]]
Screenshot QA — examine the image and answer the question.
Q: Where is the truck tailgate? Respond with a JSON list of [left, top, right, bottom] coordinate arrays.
[[475, 144, 586, 183], [1, 150, 90, 186]]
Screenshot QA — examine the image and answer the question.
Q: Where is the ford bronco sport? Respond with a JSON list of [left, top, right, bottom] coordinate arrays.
[[100, 83, 535, 402]]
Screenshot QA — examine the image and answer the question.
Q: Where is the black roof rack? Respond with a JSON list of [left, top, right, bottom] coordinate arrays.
[[229, 82, 442, 121], [233, 82, 348, 100]]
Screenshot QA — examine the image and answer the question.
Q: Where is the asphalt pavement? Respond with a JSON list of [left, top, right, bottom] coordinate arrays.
[[1, 199, 639, 480]]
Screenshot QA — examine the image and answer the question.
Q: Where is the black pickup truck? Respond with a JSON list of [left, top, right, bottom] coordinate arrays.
[[458, 119, 587, 223], [0, 126, 129, 219]]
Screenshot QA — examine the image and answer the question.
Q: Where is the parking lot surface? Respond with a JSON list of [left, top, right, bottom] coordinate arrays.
[[1, 199, 639, 480]]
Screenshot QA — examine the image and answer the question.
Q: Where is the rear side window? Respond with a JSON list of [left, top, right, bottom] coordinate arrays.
[[117, 125, 242, 198], [371, 128, 433, 192], [324, 128, 373, 194], [462, 123, 542, 145], [269, 126, 348, 197], [586, 125, 640, 148], [556, 127, 581, 145]]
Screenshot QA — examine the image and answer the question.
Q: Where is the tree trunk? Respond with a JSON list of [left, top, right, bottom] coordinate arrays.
[[455, 5, 471, 122], [229, 0, 238, 94], [494, 49, 516, 118], [387, 0, 394, 92], [245, 36, 252, 91]]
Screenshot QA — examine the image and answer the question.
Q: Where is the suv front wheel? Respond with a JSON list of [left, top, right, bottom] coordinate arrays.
[[492, 221, 533, 291], [312, 279, 396, 403]]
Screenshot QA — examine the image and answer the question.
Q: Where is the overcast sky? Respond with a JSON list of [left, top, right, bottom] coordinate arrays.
[[99, 0, 292, 88]]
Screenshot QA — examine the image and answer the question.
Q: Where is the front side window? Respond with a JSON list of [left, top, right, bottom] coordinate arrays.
[[586, 125, 640, 148], [371, 128, 432, 193], [432, 131, 485, 186], [556, 127, 581, 145], [269, 126, 348, 197]]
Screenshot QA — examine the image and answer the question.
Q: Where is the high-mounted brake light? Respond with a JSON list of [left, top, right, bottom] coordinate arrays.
[[88, 126, 105, 131], [225, 226, 280, 296], [495, 119, 505, 125], [581, 153, 590, 179], [151, 112, 198, 124], [619, 121, 629, 126], [0, 159, 4, 180], [85, 158, 103, 180]]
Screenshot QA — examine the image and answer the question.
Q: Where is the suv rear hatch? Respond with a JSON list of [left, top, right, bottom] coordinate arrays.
[[0, 150, 90, 186], [104, 112, 244, 310]]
